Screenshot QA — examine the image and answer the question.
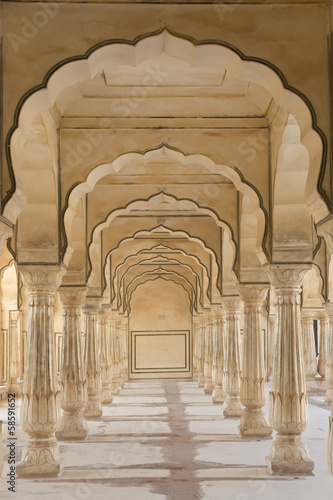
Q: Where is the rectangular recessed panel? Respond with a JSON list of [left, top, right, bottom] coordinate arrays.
[[131, 330, 190, 376]]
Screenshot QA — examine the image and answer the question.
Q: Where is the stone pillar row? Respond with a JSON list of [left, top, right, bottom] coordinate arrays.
[[14, 263, 327, 477], [16, 266, 128, 478]]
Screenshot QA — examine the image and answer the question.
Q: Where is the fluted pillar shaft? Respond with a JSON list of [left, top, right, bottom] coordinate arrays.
[[17, 266, 64, 478], [197, 322, 205, 387], [318, 313, 328, 380], [301, 309, 318, 387], [55, 288, 88, 440], [192, 320, 199, 380], [325, 304, 333, 404], [121, 322, 128, 381], [266, 264, 314, 475], [267, 314, 276, 381], [9, 310, 22, 393], [212, 314, 225, 403], [99, 315, 113, 404], [222, 298, 243, 418], [110, 319, 120, 395], [83, 306, 102, 418], [239, 285, 272, 437], [204, 318, 214, 394], [116, 321, 124, 388]]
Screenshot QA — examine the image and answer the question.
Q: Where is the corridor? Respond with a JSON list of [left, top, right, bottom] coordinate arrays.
[[0, 381, 331, 500]]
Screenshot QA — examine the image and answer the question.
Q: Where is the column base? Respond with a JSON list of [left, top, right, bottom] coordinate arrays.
[[212, 385, 225, 404], [192, 370, 199, 381], [266, 433, 314, 475], [9, 380, 23, 395], [84, 396, 102, 418], [204, 379, 214, 394], [239, 408, 272, 438], [324, 386, 333, 405], [101, 387, 113, 404], [222, 396, 243, 418], [306, 377, 327, 393], [111, 383, 120, 395], [198, 373, 205, 388], [328, 414, 333, 474], [17, 436, 64, 478], [55, 411, 88, 440], [118, 376, 125, 388]]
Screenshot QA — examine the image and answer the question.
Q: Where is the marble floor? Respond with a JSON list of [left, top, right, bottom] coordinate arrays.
[[0, 381, 332, 499]]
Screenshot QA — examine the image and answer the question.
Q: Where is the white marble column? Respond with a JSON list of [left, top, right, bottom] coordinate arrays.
[[121, 321, 128, 381], [197, 321, 205, 387], [301, 309, 318, 389], [56, 288, 88, 440], [83, 305, 102, 418], [192, 319, 199, 380], [222, 298, 243, 418], [99, 314, 113, 404], [212, 314, 225, 403], [318, 312, 328, 381], [238, 284, 272, 437], [204, 317, 214, 394], [267, 314, 276, 381], [325, 304, 333, 404], [116, 321, 125, 388], [9, 310, 22, 394], [0, 421, 3, 477], [110, 318, 120, 395], [266, 264, 314, 475], [17, 266, 64, 478]]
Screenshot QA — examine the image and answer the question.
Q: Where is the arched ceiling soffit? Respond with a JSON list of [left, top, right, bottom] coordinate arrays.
[[5, 29, 328, 232], [89, 225, 224, 296], [108, 242, 212, 300], [109, 242, 212, 280], [126, 276, 194, 316], [92, 225, 221, 296], [118, 259, 202, 309], [86, 190, 238, 270], [124, 269, 195, 314], [64, 147, 263, 264], [113, 250, 209, 303]]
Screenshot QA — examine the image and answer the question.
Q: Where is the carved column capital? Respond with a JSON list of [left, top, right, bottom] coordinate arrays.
[[18, 265, 64, 292], [222, 296, 242, 313], [301, 308, 317, 321], [266, 263, 312, 290], [58, 287, 86, 307], [325, 303, 333, 319], [239, 284, 269, 306]]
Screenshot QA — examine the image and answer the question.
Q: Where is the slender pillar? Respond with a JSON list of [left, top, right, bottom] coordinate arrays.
[[204, 317, 214, 394], [267, 315, 276, 381], [83, 305, 102, 418], [17, 266, 64, 477], [301, 309, 318, 389], [266, 264, 314, 475], [110, 319, 120, 395], [192, 319, 199, 380], [212, 313, 225, 403], [116, 321, 124, 388], [121, 321, 128, 381], [99, 315, 113, 404], [197, 321, 205, 387], [318, 312, 328, 380], [222, 298, 243, 418], [325, 304, 333, 404], [238, 284, 272, 437], [56, 288, 88, 440], [9, 310, 22, 394], [0, 421, 2, 477]]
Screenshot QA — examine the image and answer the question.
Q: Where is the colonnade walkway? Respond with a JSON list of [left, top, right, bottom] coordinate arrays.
[[0, 381, 332, 499]]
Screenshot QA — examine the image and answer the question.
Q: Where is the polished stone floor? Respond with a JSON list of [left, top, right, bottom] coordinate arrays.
[[0, 381, 332, 499]]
